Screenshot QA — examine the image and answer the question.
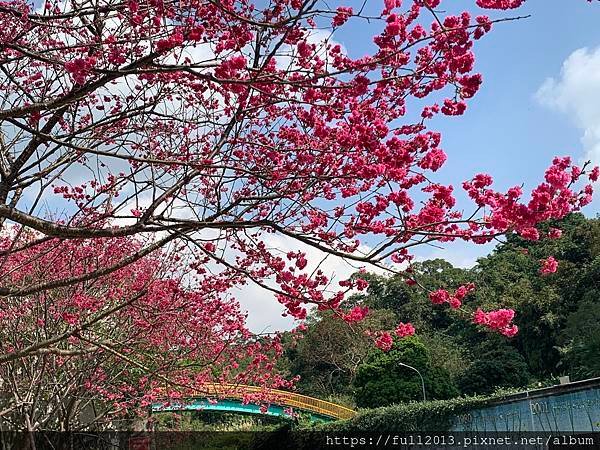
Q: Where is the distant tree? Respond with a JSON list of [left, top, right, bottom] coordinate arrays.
[[354, 336, 459, 408], [472, 249, 562, 375], [419, 333, 472, 382], [473, 214, 600, 377], [282, 310, 396, 397], [558, 295, 600, 380], [457, 340, 530, 395], [281, 214, 600, 403]]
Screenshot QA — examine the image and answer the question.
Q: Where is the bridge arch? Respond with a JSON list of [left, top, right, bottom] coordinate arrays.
[[151, 384, 356, 422]]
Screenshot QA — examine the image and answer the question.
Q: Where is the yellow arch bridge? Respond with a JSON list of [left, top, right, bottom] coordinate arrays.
[[151, 384, 356, 422]]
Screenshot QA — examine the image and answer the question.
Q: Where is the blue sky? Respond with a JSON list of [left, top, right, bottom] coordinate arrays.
[[327, 0, 600, 267], [431, 0, 600, 192]]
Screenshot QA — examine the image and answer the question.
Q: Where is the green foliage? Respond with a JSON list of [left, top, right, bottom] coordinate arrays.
[[473, 213, 600, 378], [419, 332, 472, 380], [153, 411, 283, 432], [457, 340, 530, 395], [281, 213, 600, 409], [280, 309, 396, 397], [558, 296, 600, 379], [354, 336, 459, 408], [313, 395, 498, 433]]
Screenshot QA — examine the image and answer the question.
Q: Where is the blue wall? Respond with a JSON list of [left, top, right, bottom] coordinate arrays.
[[452, 379, 600, 432]]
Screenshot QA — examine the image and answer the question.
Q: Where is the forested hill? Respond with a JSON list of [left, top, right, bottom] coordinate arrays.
[[278, 213, 600, 408]]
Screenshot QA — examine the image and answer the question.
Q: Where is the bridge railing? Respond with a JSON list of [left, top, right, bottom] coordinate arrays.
[[193, 384, 356, 420]]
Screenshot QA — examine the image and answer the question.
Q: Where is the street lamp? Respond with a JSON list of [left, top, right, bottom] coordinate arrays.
[[398, 362, 427, 402]]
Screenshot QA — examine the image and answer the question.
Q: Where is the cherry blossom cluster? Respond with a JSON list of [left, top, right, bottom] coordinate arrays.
[[344, 306, 370, 323], [476, 0, 524, 8], [540, 256, 559, 276], [395, 322, 416, 338], [375, 332, 395, 352], [64, 57, 98, 85], [473, 308, 519, 337], [372, 322, 415, 351], [429, 283, 476, 310]]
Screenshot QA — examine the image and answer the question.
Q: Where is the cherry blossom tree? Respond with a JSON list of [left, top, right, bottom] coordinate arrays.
[[0, 0, 598, 416], [0, 230, 289, 430]]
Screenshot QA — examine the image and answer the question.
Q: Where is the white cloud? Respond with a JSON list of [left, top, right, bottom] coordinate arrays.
[[234, 233, 387, 333], [535, 46, 600, 165]]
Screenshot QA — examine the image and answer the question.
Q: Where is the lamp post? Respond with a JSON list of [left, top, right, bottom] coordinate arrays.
[[398, 362, 427, 401]]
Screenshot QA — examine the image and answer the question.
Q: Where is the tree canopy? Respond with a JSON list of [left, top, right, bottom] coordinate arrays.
[[280, 214, 600, 404], [354, 336, 459, 408]]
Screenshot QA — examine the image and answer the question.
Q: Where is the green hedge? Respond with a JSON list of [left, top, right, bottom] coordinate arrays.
[[247, 390, 522, 449], [307, 389, 520, 433]]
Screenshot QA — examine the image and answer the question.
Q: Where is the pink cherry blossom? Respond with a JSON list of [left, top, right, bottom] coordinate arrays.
[[540, 256, 559, 276], [395, 322, 416, 338], [375, 332, 394, 352]]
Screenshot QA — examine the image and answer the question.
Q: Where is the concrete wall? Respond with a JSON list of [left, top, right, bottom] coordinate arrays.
[[451, 378, 600, 432]]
